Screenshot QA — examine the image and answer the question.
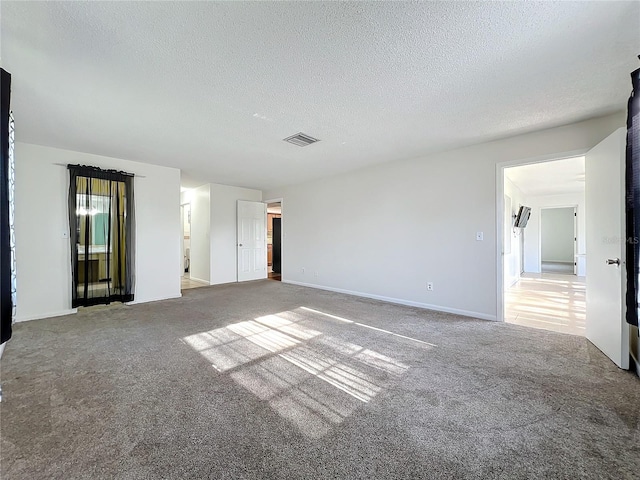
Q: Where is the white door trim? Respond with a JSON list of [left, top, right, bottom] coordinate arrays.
[[180, 205, 185, 278]]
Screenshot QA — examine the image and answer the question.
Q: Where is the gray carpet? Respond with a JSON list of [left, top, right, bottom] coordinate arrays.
[[1, 280, 639, 479]]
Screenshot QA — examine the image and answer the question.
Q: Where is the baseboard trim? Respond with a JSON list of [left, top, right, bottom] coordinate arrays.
[[126, 293, 182, 306], [631, 349, 640, 377], [282, 280, 496, 321], [188, 276, 210, 285], [15, 308, 78, 323]]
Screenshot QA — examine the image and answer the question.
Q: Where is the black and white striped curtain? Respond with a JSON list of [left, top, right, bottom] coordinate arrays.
[[626, 67, 640, 327], [1, 68, 13, 344], [8, 112, 15, 322]]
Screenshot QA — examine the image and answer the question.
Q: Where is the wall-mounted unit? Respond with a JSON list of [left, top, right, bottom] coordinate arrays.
[[514, 206, 531, 228]]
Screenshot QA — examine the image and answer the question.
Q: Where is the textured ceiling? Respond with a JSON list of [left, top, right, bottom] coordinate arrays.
[[506, 156, 585, 196], [1, 1, 638, 190]]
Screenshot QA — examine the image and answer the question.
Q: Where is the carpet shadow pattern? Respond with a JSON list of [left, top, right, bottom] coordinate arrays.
[[181, 307, 418, 440], [1, 280, 639, 479], [505, 274, 586, 336]]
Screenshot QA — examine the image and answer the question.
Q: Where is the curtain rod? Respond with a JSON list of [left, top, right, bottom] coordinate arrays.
[[54, 163, 146, 178]]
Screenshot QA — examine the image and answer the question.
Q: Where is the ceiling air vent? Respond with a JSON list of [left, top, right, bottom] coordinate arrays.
[[283, 132, 320, 147]]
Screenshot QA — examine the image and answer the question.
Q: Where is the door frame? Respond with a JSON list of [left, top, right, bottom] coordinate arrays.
[[496, 149, 587, 323], [538, 205, 578, 275], [264, 197, 284, 281], [180, 205, 185, 278]]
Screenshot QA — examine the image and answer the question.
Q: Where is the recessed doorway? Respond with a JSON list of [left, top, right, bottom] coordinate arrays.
[[541, 206, 577, 275], [266, 201, 282, 281], [180, 199, 207, 290], [502, 156, 586, 336]]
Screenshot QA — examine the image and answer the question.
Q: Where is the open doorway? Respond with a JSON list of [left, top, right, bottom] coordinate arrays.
[[180, 203, 193, 290], [266, 201, 282, 281], [182, 203, 191, 276], [541, 206, 577, 274], [498, 128, 628, 369], [180, 196, 208, 291], [501, 156, 586, 336]]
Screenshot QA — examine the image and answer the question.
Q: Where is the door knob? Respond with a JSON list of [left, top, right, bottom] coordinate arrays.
[[606, 258, 620, 265], [238, 243, 243, 247]]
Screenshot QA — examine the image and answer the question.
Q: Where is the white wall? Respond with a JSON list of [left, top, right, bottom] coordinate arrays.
[[265, 113, 623, 320], [524, 192, 586, 276], [189, 184, 211, 284], [541, 207, 575, 263], [210, 183, 262, 285], [14, 143, 181, 321], [504, 178, 526, 287]]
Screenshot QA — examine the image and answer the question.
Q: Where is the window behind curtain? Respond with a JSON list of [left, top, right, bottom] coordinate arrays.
[[68, 165, 135, 308]]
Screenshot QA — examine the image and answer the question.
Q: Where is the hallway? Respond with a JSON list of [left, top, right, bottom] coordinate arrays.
[[180, 276, 208, 291], [505, 273, 585, 336]]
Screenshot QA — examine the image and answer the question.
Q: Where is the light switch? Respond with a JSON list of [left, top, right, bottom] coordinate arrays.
[[476, 232, 484, 241]]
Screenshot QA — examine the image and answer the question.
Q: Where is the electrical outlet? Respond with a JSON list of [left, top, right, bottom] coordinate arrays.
[[314, 271, 319, 278], [302, 267, 305, 274], [427, 282, 434, 291]]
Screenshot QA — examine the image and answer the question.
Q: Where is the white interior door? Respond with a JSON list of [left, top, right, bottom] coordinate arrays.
[[585, 127, 629, 369], [237, 200, 267, 282]]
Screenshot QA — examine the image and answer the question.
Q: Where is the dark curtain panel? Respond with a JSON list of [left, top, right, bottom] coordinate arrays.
[[1, 68, 12, 343], [68, 165, 135, 308], [273, 217, 281, 274], [626, 67, 640, 327]]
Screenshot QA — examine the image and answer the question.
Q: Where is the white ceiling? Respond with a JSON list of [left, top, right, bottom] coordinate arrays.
[[505, 156, 585, 196], [1, 2, 638, 191]]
